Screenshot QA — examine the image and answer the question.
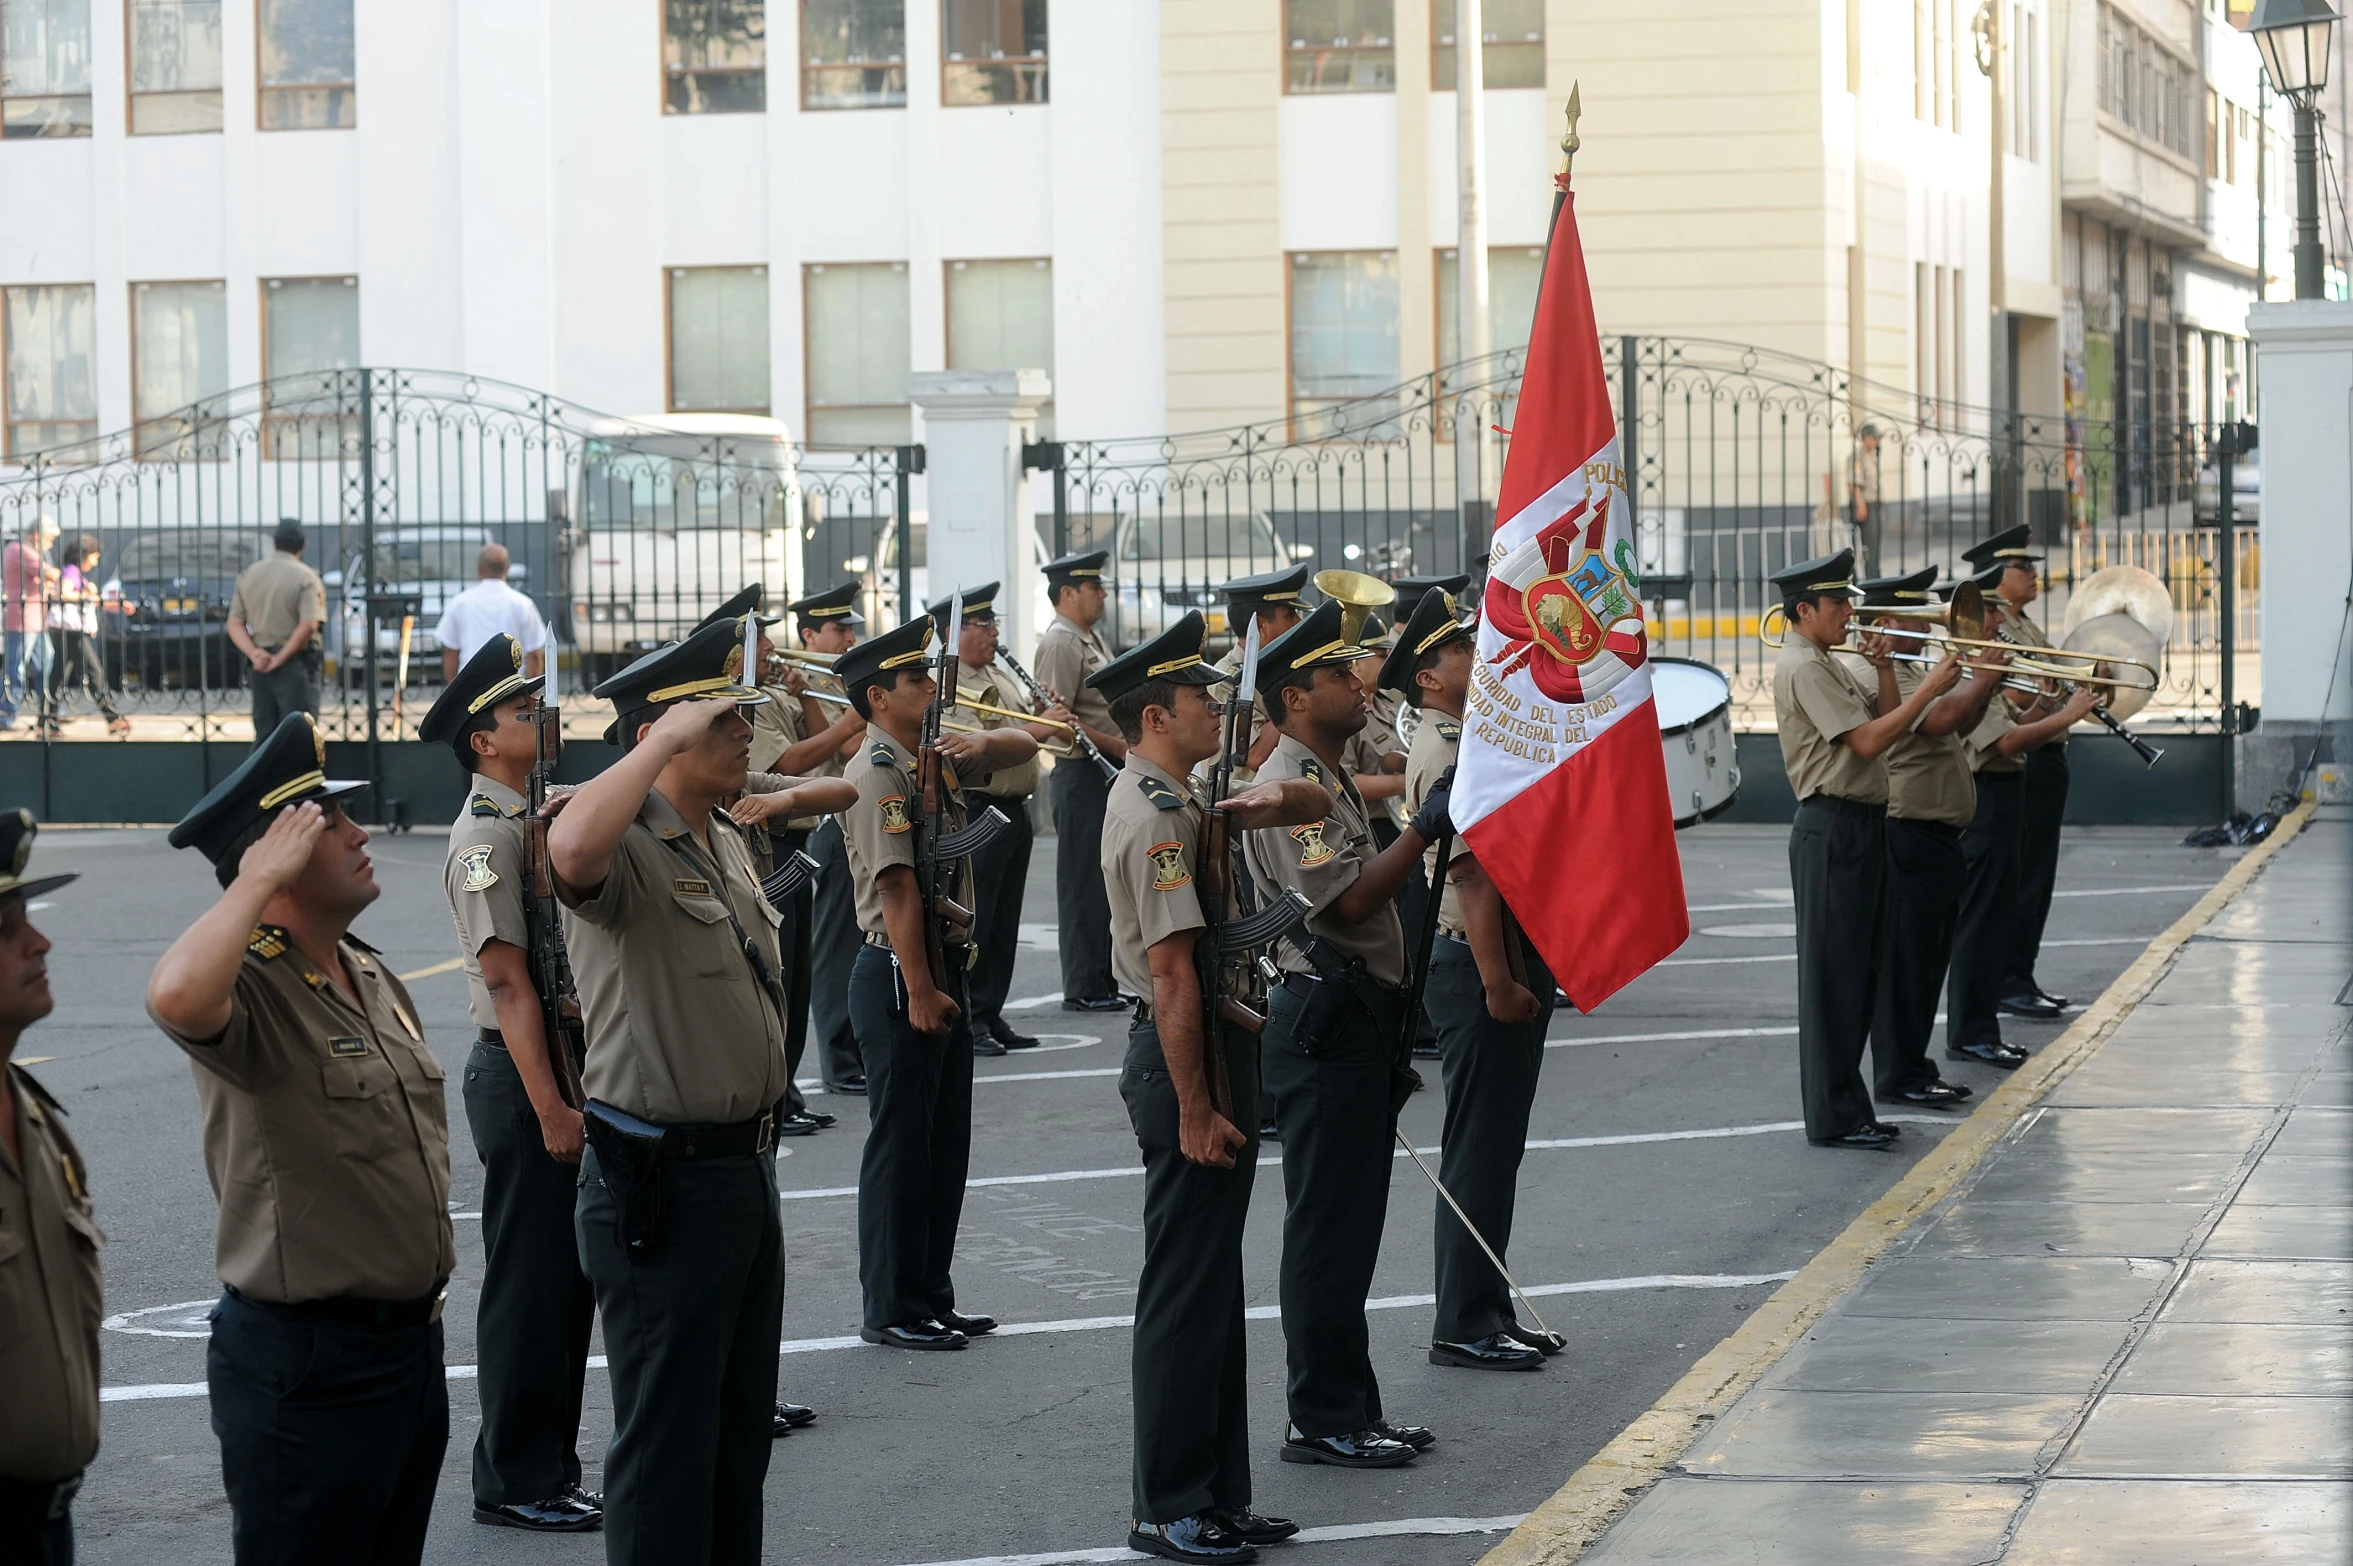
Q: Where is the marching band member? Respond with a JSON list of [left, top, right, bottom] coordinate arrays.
[[1035, 552, 1129, 1012]]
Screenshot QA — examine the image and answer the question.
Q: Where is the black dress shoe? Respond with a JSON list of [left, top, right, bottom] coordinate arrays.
[[567, 1484, 602, 1509], [1429, 1331, 1544, 1371], [1062, 995, 1129, 1012], [806, 1109, 837, 1129], [1997, 991, 2062, 1020], [989, 1021, 1042, 1049], [1208, 1508, 1299, 1546], [2031, 984, 2069, 1009], [826, 1075, 868, 1095], [1948, 1039, 2028, 1068], [1258, 1120, 1281, 1142], [772, 1401, 815, 1436], [972, 1033, 1008, 1058], [860, 1319, 967, 1350], [473, 1493, 602, 1531], [1128, 1514, 1258, 1563], [775, 1112, 821, 1137], [1374, 1419, 1436, 1450], [1810, 1123, 1900, 1149], [1503, 1324, 1568, 1356], [937, 1309, 996, 1336], [1280, 1425, 1416, 1468], [1410, 1040, 1442, 1058], [1886, 1080, 1973, 1108]]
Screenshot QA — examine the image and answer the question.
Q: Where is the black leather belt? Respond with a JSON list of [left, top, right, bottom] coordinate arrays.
[[1974, 771, 2024, 786], [226, 1282, 448, 1330], [0, 1470, 82, 1523], [1279, 971, 1404, 1003], [1133, 998, 1155, 1021], [477, 1028, 504, 1047], [1798, 794, 1888, 818], [659, 1109, 776, 1160]]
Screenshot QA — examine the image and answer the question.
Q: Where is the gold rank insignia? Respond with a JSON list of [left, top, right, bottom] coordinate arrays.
[[1436, 719, 1462, 741], [879, 796, 911, 834], [1147, 841, 1190, 891], [1289, 822, 1336, 867], [247, 926, 288, 960], [457, 844, 498, 892]]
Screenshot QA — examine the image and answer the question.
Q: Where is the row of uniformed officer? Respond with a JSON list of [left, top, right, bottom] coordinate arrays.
[[1088, 612, 1330, 1565], [0, 814, 100, 1566], [1034, 551, 1129, 1011]]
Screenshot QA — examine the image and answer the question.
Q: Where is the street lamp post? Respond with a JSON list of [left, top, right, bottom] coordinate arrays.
[[2250, 0, 2341, 300]]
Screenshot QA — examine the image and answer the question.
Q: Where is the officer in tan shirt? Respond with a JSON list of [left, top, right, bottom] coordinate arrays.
[[1034, 551, 1129, 1010], [0, 813, 99, 1565], [1210, 563, 1312, 786], [148, 712, 454, 1566], [1768, 550, 1955, 1150], [225, 521, 328, 744], [1850, 569, 2005, 1116], [836, 614, 1037, 1350], [783, 580, 877, 1096], [1241, 599, 1457, 1471], [1090, 613, 1327, 1563]]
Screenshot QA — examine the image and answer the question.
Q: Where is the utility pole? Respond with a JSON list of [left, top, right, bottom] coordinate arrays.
[[1455, 0, 1493, 574]]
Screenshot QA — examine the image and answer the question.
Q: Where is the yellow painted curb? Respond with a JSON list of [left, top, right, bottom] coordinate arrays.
[[1478, 799, 2323, 1566]]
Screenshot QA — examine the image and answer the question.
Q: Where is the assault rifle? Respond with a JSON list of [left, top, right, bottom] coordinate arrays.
[[522, 692, 586, 1110], [914, 591, 1009, 993], [995, 645, 1120, 781]]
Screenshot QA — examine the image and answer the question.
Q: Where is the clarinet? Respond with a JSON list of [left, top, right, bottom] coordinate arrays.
[[994, 646, 1120, 781]]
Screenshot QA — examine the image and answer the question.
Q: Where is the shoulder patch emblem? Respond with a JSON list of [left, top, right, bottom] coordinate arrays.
[[456, 844, 498, 893], [468, 795, 501, 818], [327, 1036, 369, 1058], [247, 926, 288, 960], [878, 796, 912, 834], [1436, 720, 1462, 741], [1147, 841, 1191, 890], [1288, 821, 1336, 868], [1136, 773, 1184, 811]]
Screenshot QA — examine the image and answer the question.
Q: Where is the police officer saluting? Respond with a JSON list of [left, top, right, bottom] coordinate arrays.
[[837, 614, 1039, 1349], [148, 714, 453, 1563], [1034, 551, 1128, 1011], [1091, 613, 1329, 1564], [417, 635, 601, 1533], [1381, 588, 1559, 1372], [1768, 550, 1956, 1149], [0, 813, 99, 1566], [545, 617, 851, 1565], [1243, 599, 1457, 1469]]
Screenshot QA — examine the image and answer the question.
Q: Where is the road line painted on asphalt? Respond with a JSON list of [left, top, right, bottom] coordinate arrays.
[[893, 1514, 1528, 1566], [1657, 935, 2148, 968], [396, 956, 465, 981], [2050, 882, 2213, 898], [98, 1273, 1798, 1403]]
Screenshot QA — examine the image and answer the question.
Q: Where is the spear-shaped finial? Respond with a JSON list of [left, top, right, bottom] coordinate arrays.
[[1559, 82, 1581, 183]]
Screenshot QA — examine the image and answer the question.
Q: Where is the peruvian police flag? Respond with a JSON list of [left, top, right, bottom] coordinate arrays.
[[1453, 189, 1689, 1009]]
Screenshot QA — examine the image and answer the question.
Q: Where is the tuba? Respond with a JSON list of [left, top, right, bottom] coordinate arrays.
[[1313, 569, 1397, 645]]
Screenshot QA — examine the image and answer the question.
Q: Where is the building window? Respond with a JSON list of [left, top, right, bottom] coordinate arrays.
[[1288, 251, 1398, 437], [941, 0, 1043, 106], [666, 0, 764, 114], [804, 261, 909, 445], [2095, 3, 2194, 161], [1436, 246, 1544, 366], [262, 275, 358, 457], [1431, 0, 1541, 91], [668, 266, 772, 414], [1285, 0, 1392, 95], [129, 0, 221, 132], [258, 0, 353, 130], [802, 0, 903, 110], [2, 283, 96, 458], [132, 279, 228, 454], [946, 257, 1052, 434], [1, 0, 93, 138]]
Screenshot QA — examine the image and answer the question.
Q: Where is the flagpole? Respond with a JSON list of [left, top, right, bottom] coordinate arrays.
[[1454, 0, 1492, 577]]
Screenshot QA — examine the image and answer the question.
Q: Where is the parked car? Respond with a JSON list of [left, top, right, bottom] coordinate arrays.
[[99, 529, 272, 690], [860, 519, 1053, 634], [2194, 449, 2260, 525], [1106, 509, 1315, 652], [324, 526, 529, 685]]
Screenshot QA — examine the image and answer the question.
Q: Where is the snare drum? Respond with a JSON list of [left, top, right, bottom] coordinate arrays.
[[1651, 658, 1740, 827]]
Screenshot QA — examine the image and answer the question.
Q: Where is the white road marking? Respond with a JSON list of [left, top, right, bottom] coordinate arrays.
[[98, 1272, 1797, 1404], [2051, 883, 2213, 898], [1658, 952, 1794, 967], [1695, 922, 1797, 939], [893, 1514, 1528, 1566]]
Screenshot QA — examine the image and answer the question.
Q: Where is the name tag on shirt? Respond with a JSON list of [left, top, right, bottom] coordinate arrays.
[[327, 1036, 369, 1058], [674, 877, 713, 898]]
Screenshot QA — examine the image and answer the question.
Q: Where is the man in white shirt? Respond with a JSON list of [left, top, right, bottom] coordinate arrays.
[[436, 546, 548, 682]]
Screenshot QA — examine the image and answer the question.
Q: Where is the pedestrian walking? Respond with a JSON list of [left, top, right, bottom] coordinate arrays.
[[43, 535, 127, 735], [1, 515, 61, 731], [226, 522, 326, 743], [1034, 550, 1128, 1011]]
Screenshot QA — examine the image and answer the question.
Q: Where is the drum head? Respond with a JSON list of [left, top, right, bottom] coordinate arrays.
[[1651, 658, 1731, 735]]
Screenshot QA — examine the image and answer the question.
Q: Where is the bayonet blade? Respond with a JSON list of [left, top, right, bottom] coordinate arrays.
[[1235, 615, 1262, 711]]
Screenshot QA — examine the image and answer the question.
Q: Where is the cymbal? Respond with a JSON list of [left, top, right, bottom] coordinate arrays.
[[2058, 613, 2164, 723], [2061, 564, 2173, 647]]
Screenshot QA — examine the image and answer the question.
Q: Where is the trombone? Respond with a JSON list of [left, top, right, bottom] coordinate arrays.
[[787, 683, 1083, 747], [1760, 583, 2157, 694]]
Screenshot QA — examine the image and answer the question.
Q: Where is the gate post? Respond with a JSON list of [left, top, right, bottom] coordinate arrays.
[[910, 370, 1051, 659]]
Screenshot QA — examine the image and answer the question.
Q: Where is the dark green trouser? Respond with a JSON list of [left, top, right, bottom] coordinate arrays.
[[850, 948, 976, 1328], [577, 1147, 782, 1566], [1871, 819, 1965, 1096], [461, 1041, 594, 1508], [1789, 797, 1887, 1140], [1052, 760, 1116, 1000], [2007, 744, 2069, 990], [1427, 935, 1555, 1344], [1951, 775, 2024, 1053], [1121, 1019, 1260, 1524], [807, 818, 865, 1088]]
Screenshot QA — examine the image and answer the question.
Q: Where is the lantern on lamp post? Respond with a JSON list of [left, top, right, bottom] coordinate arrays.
[[2250, 0, 2341, 300]]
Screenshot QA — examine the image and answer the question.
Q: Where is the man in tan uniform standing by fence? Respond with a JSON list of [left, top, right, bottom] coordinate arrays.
[[226, 520, 327, 745]]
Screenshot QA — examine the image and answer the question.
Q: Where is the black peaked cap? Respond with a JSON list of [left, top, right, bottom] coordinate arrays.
[[1378, 584, 1474, 694], [1219, 562, 1311, 611], [1256, 599, 1366, 689], [1768, 548, 1859, 598], [1959, 524, 2040, 566], [1855, 565, 1941, 613], [695, 584, 781, 634], [785, 580, 867, 627], [928, 582, 1000, 625], [0, 809, 77, 901], [1087, 610, 1222, 704], [418, 634, 544, 751], [833, 615, 936, 696], [169, 713, 368, 865], [591, 615, 769, 713]]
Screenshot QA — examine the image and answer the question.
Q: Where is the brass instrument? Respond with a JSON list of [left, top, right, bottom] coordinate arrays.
[[1761, 582, 2157, 694], [788, 684, 1081, 751], [1314, 569, 1397, 644]]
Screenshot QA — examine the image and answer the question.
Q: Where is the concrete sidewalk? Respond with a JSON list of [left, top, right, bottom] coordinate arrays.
[[1566, 807, 2352, 1564]]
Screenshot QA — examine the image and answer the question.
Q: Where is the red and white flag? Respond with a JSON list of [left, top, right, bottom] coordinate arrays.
[[1453, 190, 1688, 1010]]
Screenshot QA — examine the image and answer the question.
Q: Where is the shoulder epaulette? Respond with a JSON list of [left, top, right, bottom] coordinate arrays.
[[869, 741, 898, 767], [247, 926, 288, 960], [1436, 719, 1462, 741], [345, 935, 382, 956], [469, 794, 502, 817], [1298, 755, 1325, 785], [1136, 773, 1184, 811], [11, 1063, 65, 1115]]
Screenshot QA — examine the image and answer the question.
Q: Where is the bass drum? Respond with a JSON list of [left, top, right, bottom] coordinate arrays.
[[1651, 658, 1740, 828]]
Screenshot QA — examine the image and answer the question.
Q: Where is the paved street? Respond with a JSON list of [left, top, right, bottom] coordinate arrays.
[[25, 816, 2251, 1565]]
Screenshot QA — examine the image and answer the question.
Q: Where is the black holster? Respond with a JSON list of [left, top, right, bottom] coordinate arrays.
[[1286, 939, 1369, 1059], [584, 1100, 669, 1258]]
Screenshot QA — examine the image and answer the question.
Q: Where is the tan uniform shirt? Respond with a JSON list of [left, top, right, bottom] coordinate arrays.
[[1100, 755, 1210, 1001], [842, 725, 976, 940], [445, 775, 532, 1031], [1773, 634, 1888, 805], [748, 683, 849, 830], [959, 661, 1042, 799], [561, 791, 791, 1123], [151, 932, 454, 1304], [1034, 613, 1116, 743], [1880, 663, 1976, 826], [1998, 605, 2067, 749], [0, 1067, 102, 1481], [229, 551, 327, 647], [1244, 730, 1406, 987], [1966, 693, 2028, 776], [1404, 712, 1465, 934]]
